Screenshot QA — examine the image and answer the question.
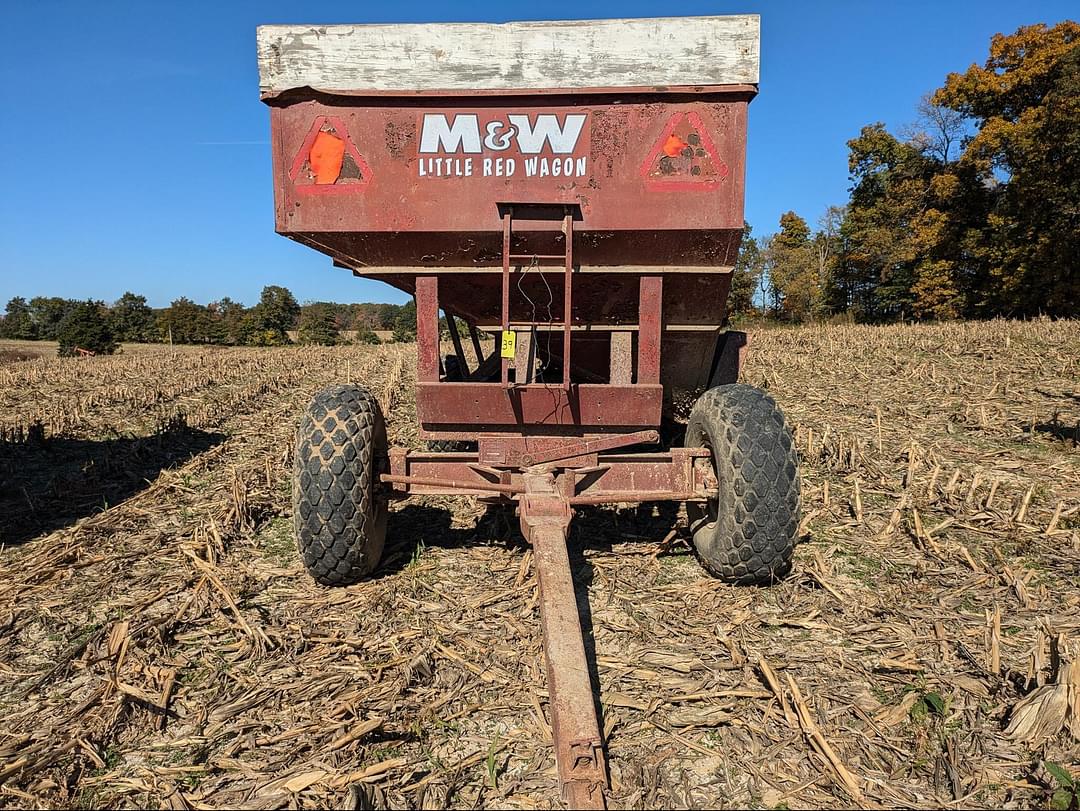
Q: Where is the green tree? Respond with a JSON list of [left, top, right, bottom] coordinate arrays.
[[57, 301, 118, 357], [213, 297, 249, 345], [811, 206, 846, 317], [350, 302, 400, 332], [297, 302, 340, 345], [353, 325, 381, 345], [767, 211, 820, 320], [158, 297, 214, 344], [392, 299, 417, 342], [1, 297, 38, 340], [251, 285, 300, 343], [841, 124, 951, 319], [109, 292, 156, 342], [835, 23, 1080, 321], [29, 296, 76, 340], [729, 222, 764, 316], [376, 303, 398, 329]]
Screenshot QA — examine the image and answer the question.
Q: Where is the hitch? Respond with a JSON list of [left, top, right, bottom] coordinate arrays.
[[518, 469, 607, 809]]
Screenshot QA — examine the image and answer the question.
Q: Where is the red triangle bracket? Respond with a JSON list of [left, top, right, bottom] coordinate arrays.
[[289, 116, 372, 195], [639, 111, 729, 192]]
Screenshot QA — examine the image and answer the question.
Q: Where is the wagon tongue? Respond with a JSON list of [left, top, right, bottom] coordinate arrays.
[[519, 469, 608, 809]]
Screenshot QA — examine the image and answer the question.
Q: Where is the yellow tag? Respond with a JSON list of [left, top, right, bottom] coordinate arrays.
[[500, 330, 516, 359]]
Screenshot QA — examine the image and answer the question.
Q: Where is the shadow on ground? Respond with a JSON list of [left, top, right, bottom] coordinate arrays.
[[1034, 419, 1080, 446], [0, 425, 225, 546], [379, 500, 683, 577]]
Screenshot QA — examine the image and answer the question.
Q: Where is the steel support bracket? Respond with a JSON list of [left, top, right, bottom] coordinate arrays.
[[387, 447, 409, 495]]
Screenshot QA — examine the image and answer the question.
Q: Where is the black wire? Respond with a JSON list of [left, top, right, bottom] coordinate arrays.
[[515, 255, 555, 381]]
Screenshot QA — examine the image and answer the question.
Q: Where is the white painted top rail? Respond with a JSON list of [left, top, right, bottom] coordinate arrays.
[[257, 15, 759, 97]]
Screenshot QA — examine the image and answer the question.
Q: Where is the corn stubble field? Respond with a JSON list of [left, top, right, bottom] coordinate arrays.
[[1, 320, 1079, 810]]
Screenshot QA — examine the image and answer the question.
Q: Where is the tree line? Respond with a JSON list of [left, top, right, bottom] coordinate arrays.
[[729, 21, 1078, 322], [0, 287, 421, 356]]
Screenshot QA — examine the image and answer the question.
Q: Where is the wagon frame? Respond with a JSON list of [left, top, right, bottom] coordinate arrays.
[[260, 16, 800, 808]]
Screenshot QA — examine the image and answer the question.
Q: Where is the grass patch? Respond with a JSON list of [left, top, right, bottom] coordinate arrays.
[[257, 516, 296, 566], [654, 551, 700, 585], [833, 545, 901, 585]]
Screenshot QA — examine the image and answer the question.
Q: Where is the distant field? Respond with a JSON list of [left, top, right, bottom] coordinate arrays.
[[0, 340, 188, 364], [0, 335, 397, 367], [284, 329, 395, 343], [1, 321, 1078, 809]]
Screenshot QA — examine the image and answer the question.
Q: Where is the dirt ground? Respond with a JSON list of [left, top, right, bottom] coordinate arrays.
[[1, 320, 1078, 809]]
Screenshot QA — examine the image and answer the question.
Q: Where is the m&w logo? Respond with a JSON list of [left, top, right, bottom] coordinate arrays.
[[417, 113, 589, 179]]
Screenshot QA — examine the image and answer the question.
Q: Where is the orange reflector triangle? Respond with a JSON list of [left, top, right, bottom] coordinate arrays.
[[288, 116, 372, 194], [640, 112, 729, 190]]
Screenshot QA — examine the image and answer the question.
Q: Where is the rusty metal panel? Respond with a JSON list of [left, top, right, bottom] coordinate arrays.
[[398, 457, 509, 495], [416, 383, 662, 428], [583, 452, 681, 494], [517, 470, 607, 808], [270, 94, 749, 268], [477, 430, 657, 467], [637, 276, 662, 384], [414, 276, 440, 383], [478, 436, 597, 468], [266, 73, 754, 416]]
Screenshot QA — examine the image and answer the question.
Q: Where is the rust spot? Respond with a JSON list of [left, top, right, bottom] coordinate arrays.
[[384, 118, 415, 159], [645, 112, 728, 183]]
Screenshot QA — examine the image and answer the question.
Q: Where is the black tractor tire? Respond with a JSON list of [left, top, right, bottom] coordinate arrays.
[[684, 384, 800, 584], [293, 384, 388, 586]]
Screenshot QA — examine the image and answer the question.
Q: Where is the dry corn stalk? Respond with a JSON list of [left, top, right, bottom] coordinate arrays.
[[1005, 634, 1080, 744]]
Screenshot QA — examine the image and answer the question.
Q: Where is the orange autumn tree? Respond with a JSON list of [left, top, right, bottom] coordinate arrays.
[[838, 123, 973, 320], [934, 21, 1080, 316], [837, 21, 1079, 320]]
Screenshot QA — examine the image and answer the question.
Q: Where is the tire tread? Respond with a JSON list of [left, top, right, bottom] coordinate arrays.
[[685, 384, 800, 584], [293, 384, 387, 585]]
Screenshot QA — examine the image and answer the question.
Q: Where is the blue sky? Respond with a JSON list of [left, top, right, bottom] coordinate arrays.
[[0, 1, 1074, 308]]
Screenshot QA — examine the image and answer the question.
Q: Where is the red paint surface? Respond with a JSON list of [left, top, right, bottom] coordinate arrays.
[[415, 383, 663, 430], [637, 276, 663, 384], [270, 91, 748, 264], [414, 276, 440, 383], [266, 87, 753, 434], [389, 448, 709, 499]]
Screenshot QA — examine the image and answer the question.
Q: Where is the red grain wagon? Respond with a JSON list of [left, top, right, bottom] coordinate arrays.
[[258, 16, 799, 807]]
